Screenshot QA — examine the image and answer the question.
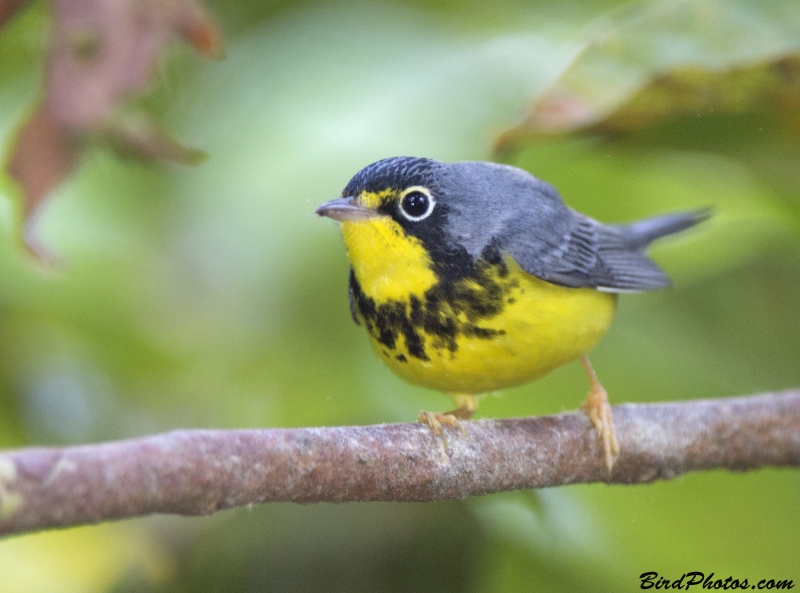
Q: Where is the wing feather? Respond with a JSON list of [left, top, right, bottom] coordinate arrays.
[[508, 210, 705, 293]]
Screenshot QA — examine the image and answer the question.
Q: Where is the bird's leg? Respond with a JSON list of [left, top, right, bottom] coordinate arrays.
[[580, 356, 620, 470], [418, 394, 479, 449]]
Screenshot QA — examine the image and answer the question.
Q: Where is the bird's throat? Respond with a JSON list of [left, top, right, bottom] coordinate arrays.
[[341, 218, 438, 304]]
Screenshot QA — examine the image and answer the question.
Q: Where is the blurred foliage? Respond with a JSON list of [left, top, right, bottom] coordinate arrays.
[[497, 0, 800, 140], [1, 0, 799, 591]]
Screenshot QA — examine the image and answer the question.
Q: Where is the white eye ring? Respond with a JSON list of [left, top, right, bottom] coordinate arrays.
[[398, 186, 436, 221]]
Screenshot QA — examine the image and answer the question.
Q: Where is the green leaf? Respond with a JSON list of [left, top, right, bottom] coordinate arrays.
[[496, 0, 800, 150]]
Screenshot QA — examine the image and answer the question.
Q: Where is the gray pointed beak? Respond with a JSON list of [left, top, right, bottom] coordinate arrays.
[[316, 196, 381, 222]]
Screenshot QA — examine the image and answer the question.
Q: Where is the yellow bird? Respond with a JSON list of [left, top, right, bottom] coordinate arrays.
[[317, 157, 707, 468]]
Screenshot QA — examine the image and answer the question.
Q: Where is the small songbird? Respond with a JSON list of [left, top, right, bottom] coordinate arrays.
[[317, 157, 707, 468]]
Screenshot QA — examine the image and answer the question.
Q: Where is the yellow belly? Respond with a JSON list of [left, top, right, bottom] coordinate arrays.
[[372, 264, 616, 394], [341, 216, 617, 395]]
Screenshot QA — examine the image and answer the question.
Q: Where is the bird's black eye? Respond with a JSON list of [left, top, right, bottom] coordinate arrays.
[[398, 187, 435, 221]]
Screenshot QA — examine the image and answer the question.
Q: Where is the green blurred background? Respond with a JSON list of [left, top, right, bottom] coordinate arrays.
[[1, 0, 799, 591]]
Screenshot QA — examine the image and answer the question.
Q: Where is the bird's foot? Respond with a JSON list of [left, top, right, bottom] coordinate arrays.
[[418, 411, 465, 450], [580, 356, 620, 471], [418, 394, 478, 450]]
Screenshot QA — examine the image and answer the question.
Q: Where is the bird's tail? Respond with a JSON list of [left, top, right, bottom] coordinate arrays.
[[620, 208, 711, 250]]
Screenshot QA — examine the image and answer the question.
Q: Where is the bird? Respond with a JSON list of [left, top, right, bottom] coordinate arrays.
[[316, 156, 708, 469]]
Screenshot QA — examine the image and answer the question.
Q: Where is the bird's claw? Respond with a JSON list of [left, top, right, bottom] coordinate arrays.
[[581, 382, 620, 471], [418, 410, 466, 450]]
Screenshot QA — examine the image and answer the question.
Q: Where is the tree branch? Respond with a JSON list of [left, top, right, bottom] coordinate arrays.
[[1, 390, 799, 536]]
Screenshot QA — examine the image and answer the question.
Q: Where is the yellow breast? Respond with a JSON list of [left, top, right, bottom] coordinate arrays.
[[342, 217, 617, 395]]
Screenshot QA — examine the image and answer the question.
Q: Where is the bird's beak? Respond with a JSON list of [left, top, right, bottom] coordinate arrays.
[[315, 196, 381, 222]]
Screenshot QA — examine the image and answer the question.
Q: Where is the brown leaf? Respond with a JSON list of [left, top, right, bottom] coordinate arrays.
[[0, 0, 26, 30], [172, 0, 224, 60], [3, 0, 224, 260], [100, 112, 207, 165], [6, 104, 80, 260], [47, 0, 223, 129]]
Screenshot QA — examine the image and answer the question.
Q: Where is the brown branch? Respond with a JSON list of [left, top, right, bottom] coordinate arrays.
[[1, 390, 799, 536]]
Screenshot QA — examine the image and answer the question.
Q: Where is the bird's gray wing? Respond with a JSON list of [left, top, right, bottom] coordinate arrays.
[[504, 212, 680, 292], [440, 161, 705, 292]]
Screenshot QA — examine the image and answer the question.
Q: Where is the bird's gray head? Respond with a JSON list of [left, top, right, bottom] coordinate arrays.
[[317, 156, 570, 281]]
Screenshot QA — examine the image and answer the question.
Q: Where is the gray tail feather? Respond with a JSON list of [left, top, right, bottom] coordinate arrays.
[[592, 208, 711, 293], [620, 208, 711, 250]]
